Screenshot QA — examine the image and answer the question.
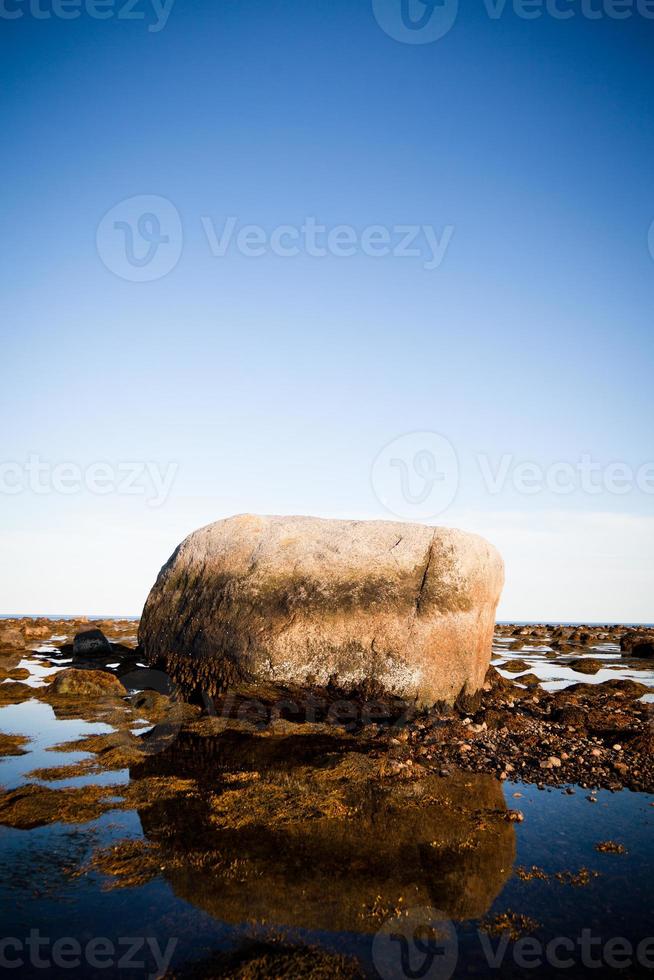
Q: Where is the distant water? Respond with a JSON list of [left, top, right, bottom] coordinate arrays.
[[497, 621, 654, 628], [0, 614, 139, 620]]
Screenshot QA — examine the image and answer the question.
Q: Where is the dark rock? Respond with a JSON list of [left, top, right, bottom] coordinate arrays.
[[73, 629, 112, 657]]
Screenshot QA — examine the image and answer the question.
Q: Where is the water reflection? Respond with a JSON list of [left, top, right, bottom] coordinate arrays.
[[132, 730, 516, 932]]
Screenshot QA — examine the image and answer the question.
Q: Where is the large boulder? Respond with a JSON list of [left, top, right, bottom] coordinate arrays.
[[139, 514, 504, 707]]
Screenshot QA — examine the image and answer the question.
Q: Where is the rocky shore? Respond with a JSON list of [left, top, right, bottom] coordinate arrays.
[[0, 617, 652, 799], [0, 616, 651, 977]]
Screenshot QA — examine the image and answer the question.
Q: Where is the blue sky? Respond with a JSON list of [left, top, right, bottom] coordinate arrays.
[[1, 0, 653, 619]]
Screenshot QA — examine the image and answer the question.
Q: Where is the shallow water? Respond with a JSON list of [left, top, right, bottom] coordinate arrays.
[[492, 635, 654, 694], [0, 633, 653, 977]]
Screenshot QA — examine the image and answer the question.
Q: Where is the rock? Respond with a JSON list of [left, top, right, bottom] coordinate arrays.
[[501, 659, 530, 674], [73, 629, 112, 657], [50, 669, 126, 698], [568, 658, 604, 675], [139, 515, 504, 707], [620, 630, 654, 655], [631, 641, 654, 659], [0, 626, 24, 650]]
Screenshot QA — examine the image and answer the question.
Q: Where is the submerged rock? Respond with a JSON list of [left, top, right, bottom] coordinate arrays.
[[139, 514, 504, 707]]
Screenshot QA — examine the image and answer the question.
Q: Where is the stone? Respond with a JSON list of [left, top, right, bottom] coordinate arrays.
[[548, 756, 562, 768], [501, 659, 531, 673], [631, 641, 654, 659], [50, 668, 126, 698], [0, 626, 24, 650], [620, 630, 654, 655], [568, 658, 604, 675], [73, 629, 112, 657], [139, 514, 504, 707]]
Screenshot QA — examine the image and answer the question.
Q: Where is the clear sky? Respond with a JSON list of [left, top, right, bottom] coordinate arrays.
[[1, 0, 653, 621]]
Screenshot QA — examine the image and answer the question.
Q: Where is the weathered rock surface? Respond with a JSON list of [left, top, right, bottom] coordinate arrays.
[[139, 514, 504, 706]]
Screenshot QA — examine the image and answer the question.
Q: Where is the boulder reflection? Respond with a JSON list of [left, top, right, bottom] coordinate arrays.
[[132, 728, 515, 933]]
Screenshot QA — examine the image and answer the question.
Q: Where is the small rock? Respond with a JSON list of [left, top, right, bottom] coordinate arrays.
[[73, 629, 112, 657], [50, 668, 126, 698]]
